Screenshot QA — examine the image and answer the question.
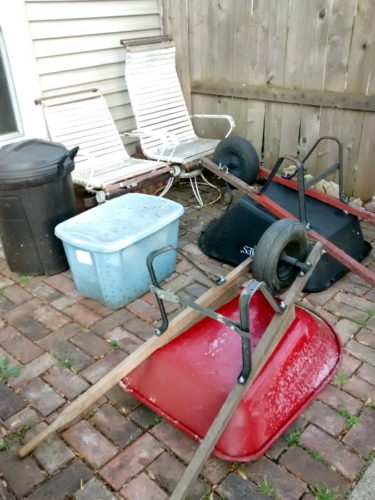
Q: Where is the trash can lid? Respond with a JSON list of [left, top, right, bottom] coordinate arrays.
[[0, 138, 70, 181], [55, 193, 184, 253]]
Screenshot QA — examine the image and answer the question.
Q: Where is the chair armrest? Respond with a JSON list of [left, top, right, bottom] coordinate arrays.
[[123, 128, 180, 145], [123, 128, 181, 163], [191, 114, 235, 138]]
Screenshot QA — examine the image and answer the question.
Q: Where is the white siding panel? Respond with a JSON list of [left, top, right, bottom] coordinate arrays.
[[26, 1, 158, 20], [30, 15, 160, 39], [43, 78, 126, 97], [33, 29, 160, 57], [39, 63, 124, 90], [26, 0, 162, 139], [36, 48, 124, 74]]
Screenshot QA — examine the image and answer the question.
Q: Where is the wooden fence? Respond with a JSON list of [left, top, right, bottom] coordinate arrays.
[[162, 0, 375, 201]]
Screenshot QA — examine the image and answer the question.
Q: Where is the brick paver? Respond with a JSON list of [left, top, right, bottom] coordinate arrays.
[[25, 422, 75, 474], [99, 433, 164, 490], [246, 456, 306, 500], [8, 352, 57, 389], [218, 472, 268, 499], [120, 472, 168, 500], [0, 449, 45, 497], [147, 451, 208, 499], [75, 477, 118, 500], [21, 378, 65, 416], [0, 384, 24, 420], [63, 420, 118, 469], [302, 399, 347, 436], [43, 364, 89, 399], [26, 459, 92, 499], [91, 402, 142, 447], [0, 183, 374, 499], [299, 424, 365, 480], [280, 447, 351, 494]]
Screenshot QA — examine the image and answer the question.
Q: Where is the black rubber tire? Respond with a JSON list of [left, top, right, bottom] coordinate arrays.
[[252, 219, 308, 295], [213, 136, 259, 185]]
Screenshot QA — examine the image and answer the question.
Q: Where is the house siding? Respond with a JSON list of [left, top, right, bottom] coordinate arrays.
[[25, 0, 163, 147]]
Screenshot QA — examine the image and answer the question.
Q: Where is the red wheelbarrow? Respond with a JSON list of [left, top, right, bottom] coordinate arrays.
[[121, 220, 341, 498]]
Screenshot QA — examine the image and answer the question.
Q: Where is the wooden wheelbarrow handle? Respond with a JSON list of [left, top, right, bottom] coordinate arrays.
[[18, 257, 252, 458]]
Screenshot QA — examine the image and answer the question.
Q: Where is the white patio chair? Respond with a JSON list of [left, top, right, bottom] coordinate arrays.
[[121, 37, 235, 206], [36, 88, 174, 202]]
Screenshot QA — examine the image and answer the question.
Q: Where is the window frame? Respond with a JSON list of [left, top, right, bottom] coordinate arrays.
[[0, 28, 24, 142], [0, 0, 47, 146]]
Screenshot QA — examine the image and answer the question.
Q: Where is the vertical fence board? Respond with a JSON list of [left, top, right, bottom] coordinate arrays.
[[231, 0, 252, 135], [340, 0, 373, 196], [263, 0, 289, 168], [351, 0, 375, 200], [189, 0, 220, 138], [161, 0, 191, 110], [215, 0, 236, 138], [317, 0, 357, 187], [299, 0, 331, 173], [279, 0, 307, 159], [244, 0, 269, 155]]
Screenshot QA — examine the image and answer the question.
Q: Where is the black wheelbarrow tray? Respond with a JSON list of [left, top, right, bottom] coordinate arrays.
[[200, 136, 375, 290]]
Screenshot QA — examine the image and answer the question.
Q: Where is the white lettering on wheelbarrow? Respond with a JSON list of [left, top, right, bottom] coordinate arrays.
[[240, 245, 255, 257]]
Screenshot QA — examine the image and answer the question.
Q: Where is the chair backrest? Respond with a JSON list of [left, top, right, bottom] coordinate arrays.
[[124, 41, 196, 156], [39, 89, 129, 175]]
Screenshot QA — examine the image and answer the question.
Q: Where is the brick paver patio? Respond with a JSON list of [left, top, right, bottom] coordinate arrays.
[[0, 181, 374, 499]]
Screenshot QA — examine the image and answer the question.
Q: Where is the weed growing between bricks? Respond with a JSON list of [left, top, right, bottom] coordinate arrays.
[[0, 356, 20, 382]]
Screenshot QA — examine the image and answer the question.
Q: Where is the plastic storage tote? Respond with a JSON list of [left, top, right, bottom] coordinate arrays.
[[55, 193, 184, 308], [0, 139, 77, 275]]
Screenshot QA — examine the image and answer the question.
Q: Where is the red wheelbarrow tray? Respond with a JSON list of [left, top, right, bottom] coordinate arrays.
[[121, 289, 341, 462]]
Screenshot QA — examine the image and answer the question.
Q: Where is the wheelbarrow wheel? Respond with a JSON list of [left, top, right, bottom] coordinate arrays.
[[252, 219, 308, 295], [213, 136, 259, 185]]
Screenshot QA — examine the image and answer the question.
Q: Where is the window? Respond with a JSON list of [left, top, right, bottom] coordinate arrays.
[[0, 29, 22, 141]]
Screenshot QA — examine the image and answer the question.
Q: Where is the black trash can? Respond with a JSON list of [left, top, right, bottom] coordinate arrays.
[[0, 138, 78, 275]]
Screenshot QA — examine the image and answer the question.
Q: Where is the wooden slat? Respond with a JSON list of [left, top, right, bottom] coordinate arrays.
[[298, 0, 331, 172], [216, 0, 236, 140], [278, 0, 306, 159], [339, 0, 374, 198], [191, 82, 375, 114], [189, 0, 220, 139], [161, 0, 192, 110], [230, 1, 251, 136], [352, 1, 375, 200], [316, 0, 357, 185], [263, 0, 289, 169], [244, 0, 269, 156]]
